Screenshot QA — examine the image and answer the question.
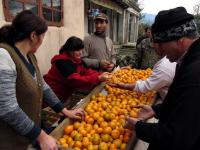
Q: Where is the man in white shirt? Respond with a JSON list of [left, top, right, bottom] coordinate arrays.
[[135, 56, 176, 100], [109, 43, 176, 101]]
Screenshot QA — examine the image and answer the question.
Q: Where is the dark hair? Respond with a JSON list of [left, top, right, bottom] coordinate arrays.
[[59, 36, 84, 54], [0, 10, 47, 45]]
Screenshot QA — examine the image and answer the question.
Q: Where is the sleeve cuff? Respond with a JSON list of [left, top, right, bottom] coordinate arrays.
[[135, 121, 144, 139], [52, 102, 64, 113], [25, 124, 41, 142], [135, 121, 155, 143], [152, 104, 162, 119]]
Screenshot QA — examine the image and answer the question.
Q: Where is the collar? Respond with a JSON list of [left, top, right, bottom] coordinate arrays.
[[177, 50, 187, 65], [13, 45, 35, 76], [177, 38, 199, 65], [94, 31, 106, 38]]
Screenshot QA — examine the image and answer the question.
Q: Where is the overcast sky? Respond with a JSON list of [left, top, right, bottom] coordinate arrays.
[[138, 0, 199, 15]]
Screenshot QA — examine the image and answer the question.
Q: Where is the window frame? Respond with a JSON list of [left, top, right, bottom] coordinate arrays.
[[2, 0, 63, 27]]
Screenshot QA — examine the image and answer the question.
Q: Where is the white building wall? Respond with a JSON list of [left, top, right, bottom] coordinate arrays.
[[0, 0, 85, 75]]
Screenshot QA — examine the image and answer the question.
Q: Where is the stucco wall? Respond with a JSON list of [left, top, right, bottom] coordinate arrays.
[[0, 2, 7, 26], [36, 0, 85, 74], [0, 0, 84, 74]]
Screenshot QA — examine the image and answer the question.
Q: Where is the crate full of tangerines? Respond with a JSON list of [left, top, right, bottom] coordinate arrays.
[[56, 68, 155, 150]]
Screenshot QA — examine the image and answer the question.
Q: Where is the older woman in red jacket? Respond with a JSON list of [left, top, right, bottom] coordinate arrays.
[[44, 36, 111, 103]]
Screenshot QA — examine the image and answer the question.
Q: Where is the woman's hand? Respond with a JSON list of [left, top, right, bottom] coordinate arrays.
[[37, 130, 58, 150], [120, 66, 132, 70], [62, 108, 85, 120], [98, 72, 112, 82], [134, 105, 155, 121]]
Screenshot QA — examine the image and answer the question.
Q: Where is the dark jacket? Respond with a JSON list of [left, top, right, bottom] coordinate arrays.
[[135, 38, 200, 150], [136, 38, 159, 69], [44, 52, 101, 102]]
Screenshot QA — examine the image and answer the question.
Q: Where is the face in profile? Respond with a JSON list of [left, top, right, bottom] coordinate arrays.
[[95, 19, 108, 34], [152, 43, 163, 57], [30, 32, 45, 53], [70, 49, 83, 61], [156, 41, 181, 62], [146, 29, 152, 38]]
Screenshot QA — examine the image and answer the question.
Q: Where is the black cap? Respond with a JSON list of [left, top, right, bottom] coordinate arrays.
[[152, 7, 194, 33]]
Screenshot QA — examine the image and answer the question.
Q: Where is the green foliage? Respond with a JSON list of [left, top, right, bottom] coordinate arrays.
[[138, 5, 144, 21], [137, 2, 148, 37], [139, 12, 145, 21], [138, 22, 149, 37]]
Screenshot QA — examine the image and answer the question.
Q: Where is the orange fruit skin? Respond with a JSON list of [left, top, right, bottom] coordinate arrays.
[[64, 125, 73, 135], [111, 129, 120, 139]]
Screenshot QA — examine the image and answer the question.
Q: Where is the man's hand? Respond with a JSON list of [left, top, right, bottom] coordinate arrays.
[[37, 130, 58, 150], [108, 82, 135, 91], [62, 108, 85, 120], [134, 105, 155, 121], [123, 116, 139, 130], [100, 60, 111, 69]]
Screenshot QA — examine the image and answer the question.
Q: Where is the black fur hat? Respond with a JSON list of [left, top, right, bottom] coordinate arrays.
[[152, 7, 194, 33]]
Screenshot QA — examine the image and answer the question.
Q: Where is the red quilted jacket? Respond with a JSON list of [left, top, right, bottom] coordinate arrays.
[[44, 52, 101, 102]]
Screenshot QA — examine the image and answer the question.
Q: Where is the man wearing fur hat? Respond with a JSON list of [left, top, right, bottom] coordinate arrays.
[[124, 7, 200, 150]]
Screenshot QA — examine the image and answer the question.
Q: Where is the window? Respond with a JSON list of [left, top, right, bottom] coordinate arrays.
[[111, 11, 120, 43], [128, 13, 137, 43], [3, 0, 63, 26], [128, 14, 134, 43], [42, 0, 62, 25]]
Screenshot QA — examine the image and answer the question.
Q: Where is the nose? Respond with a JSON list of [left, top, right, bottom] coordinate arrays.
[[79, 51, 82, 55], [96, 22, 101, 28]]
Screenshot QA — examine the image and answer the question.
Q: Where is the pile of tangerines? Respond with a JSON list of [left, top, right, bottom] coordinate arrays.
[[58, 68, 155, 150], [110, 68, 152, 84]]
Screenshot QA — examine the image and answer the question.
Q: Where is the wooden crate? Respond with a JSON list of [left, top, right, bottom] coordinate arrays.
[[42, 107, 63, 128], [50, 82, 138, 150], [41, 90, 90, 129]]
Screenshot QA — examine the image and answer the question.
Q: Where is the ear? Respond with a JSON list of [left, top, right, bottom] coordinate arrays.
[[30, 31, 37, 41], [177, 38, 184, 46], [176, 38, 186, 54]]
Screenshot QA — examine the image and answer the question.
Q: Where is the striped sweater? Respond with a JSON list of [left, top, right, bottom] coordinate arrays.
[[0, 48, 64, 141]]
